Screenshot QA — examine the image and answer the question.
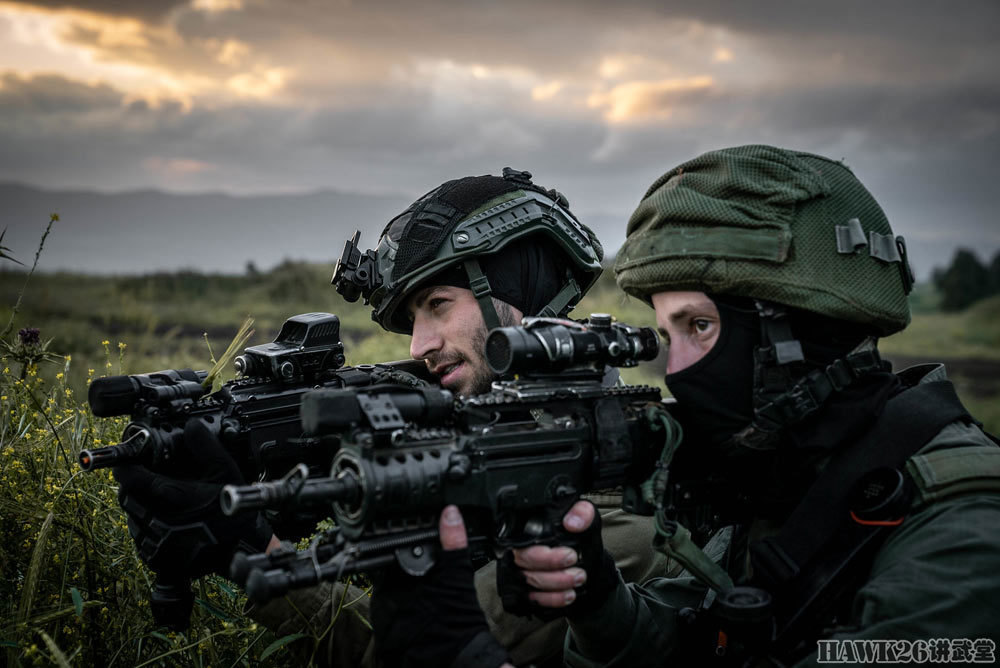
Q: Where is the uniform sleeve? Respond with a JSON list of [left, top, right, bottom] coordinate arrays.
[[562, 522, 731, 667], [474, 499, 671, 667], [789, 493, 1000, 668], [562, 575, 706, 668]]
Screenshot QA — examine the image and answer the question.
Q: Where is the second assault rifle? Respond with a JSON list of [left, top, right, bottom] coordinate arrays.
[[82, 312, 431, 629], [83, 312, 431, 488], [222, 314, 684, 604]]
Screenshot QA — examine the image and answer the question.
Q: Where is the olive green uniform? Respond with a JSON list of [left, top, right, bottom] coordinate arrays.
[[564, 367, 1000, 667], [249, 495, 668, 667]]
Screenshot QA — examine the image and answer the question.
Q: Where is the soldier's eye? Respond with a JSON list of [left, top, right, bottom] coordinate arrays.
[[693, 319, 712, 333]]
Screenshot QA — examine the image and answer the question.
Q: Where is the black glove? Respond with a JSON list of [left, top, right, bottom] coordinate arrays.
[[498, 501, 618, 619], [371, 548, 509, 668], [113, 417, 272, 581]]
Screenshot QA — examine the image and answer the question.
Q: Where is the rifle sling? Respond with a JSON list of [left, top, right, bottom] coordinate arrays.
[[749, 378, 975, 650]]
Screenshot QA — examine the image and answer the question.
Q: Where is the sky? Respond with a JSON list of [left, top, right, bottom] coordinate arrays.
[[1, 0, 998, 276]]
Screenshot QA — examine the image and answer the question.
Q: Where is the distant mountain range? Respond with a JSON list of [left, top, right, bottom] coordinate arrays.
[[0, 182, 944, 278], [0, 182, 415, 275]]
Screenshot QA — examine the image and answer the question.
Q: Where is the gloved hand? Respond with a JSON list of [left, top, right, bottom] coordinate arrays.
[[498, 500, 618, 619], [371, 505, 510, 668], [113, 417, 273, 581]]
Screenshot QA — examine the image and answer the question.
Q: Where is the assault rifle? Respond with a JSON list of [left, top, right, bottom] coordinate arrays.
[[83, 312, 431, 628], [83, 312, 430, 488], [222, 315, 682, 604]]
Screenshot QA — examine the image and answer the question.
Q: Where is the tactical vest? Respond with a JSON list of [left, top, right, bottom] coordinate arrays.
[[675, 364, 1000, 666]]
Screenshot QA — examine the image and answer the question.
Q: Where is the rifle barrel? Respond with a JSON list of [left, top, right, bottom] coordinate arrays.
[[220, 474, 359, 515]]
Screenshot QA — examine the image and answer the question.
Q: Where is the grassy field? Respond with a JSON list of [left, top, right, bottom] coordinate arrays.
[[0, 253, 997, 666]]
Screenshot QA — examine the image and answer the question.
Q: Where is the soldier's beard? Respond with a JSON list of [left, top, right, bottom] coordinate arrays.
[[463, 299, 521, 397], [464, 325, 497, 396], [454, 298, 521, 396]]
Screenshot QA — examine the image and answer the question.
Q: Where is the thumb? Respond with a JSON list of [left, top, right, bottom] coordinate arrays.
[[439, 505, 468, 551]]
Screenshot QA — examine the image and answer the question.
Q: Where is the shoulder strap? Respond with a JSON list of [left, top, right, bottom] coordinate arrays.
[[748, 380, 982, 658], [749, 380, 972, 588]]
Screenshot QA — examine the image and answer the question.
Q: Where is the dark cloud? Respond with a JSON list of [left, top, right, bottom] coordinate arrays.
[[0, 71, 120, 112], [643, 0, 1000, 43], [11, 0, 1000, 82], [1, 1, 997, 277], [5, 0, 187, 21]]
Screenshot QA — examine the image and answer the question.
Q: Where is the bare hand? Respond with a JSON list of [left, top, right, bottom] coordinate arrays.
[[510, 500, 595, 608]]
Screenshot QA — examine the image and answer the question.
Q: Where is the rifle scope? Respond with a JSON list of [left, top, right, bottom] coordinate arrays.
[[81, 369, 208, 471], [485, 314, 659, 375], [88, 369, 208, 418]]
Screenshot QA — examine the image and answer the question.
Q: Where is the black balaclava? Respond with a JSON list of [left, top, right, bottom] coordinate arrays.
[[427, 237, 567, 317], [665, 294, 900, 517], [664, 296, 759, 452]]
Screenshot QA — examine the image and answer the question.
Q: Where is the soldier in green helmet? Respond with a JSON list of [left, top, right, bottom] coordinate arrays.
[[373, 146, 1000, 667]]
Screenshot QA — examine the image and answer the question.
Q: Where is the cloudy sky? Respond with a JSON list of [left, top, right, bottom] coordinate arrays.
[[1, 0, 998, 276]]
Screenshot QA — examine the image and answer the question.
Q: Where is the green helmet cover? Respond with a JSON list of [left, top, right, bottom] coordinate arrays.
[[614, 145, 912, 336]]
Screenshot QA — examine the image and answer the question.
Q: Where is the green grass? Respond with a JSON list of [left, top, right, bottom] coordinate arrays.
[[0, 261, 388, 666], [1, 262, 996, 416], [1, 256, 998, 665], [0, 263, 414, 399], [880, 294, 1000, 361], [0, 353, 304, 666]]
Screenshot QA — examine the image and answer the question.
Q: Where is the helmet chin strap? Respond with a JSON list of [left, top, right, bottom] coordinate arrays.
[[463, 259, 583, 331], [535, 269, 582, 319], [729, 300, 889, 450], [462, 258, 502, 332]]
